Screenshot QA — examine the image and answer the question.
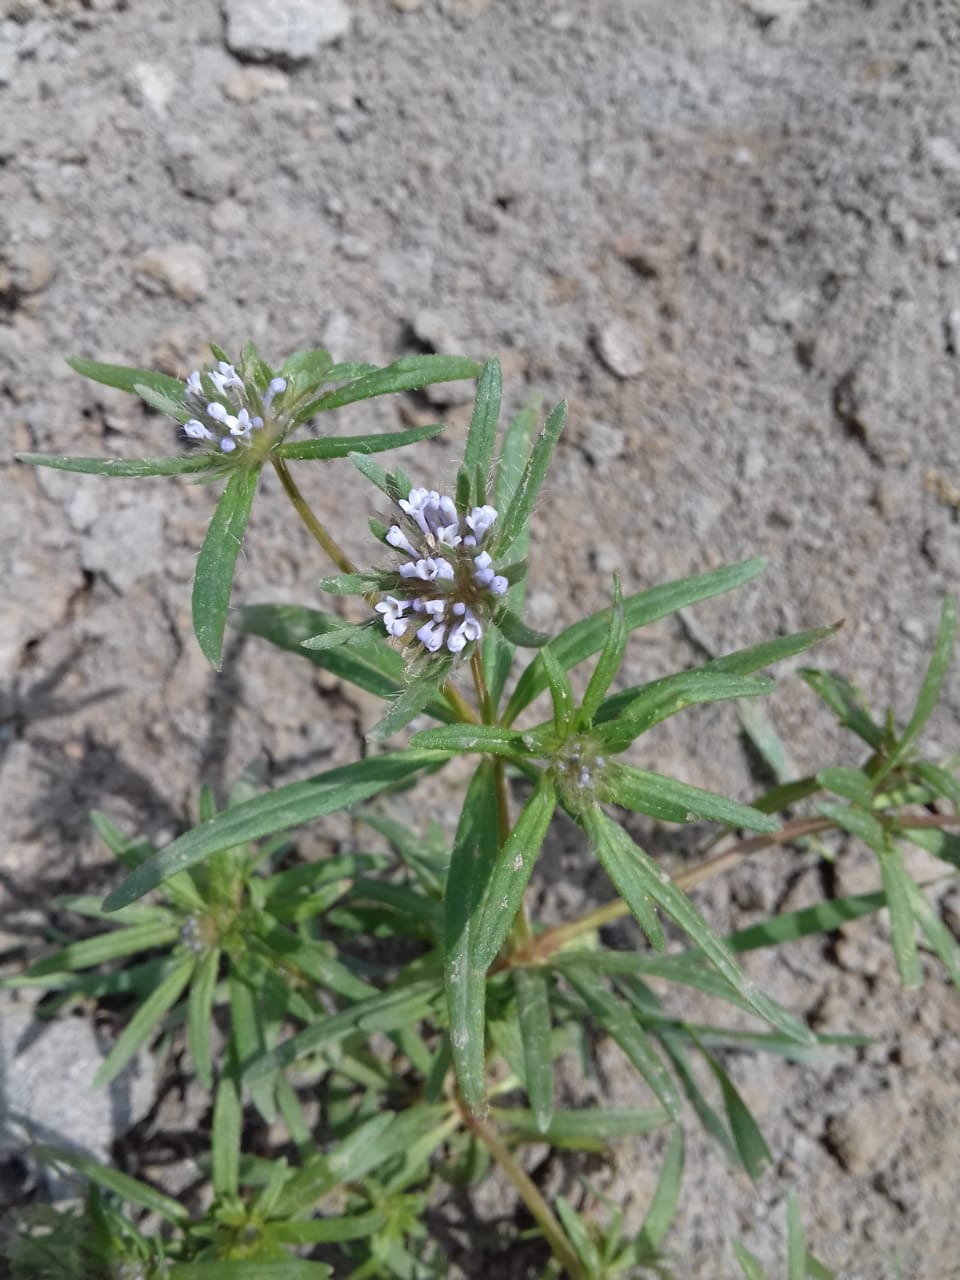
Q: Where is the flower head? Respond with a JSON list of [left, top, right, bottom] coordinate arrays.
[[377, 486, 509, 656], [182, 361, 286, 455]]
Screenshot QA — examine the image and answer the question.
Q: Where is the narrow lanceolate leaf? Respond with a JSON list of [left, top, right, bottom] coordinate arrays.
[[514, 967, 555, 1133], [369, 654, 455, 739], [504, 558, 767, 724], [497, 399, 568, 553], [594, 673, 775, 751], [134, 382, 191, 422], [187, 947, 220, 1089], [799, 669, 884, 748], [564, 972, 680, 1121], [27, 920, 180, 976], [410, 723, 531, 759], [65, 355, 189, 401], [275, 422, 445, 460], [880, 595, 957, 780], [904, 876, 960, 990], [93, 958, 194, 1088], [700, 1044, 772, 1181], [580, 577, 626, 724], [474, 773, 557, 971], [463, 358, 502, 503], [293, 354, 481, 422], [491, 1106, 667, 1148], [444, 762, 500, 1113], [878, 837, 923, 988], [539, 644, 575, 737], [912, 759, 960, 806], [817, 767, 875, 808], [33, 1145, 189, 1224], [555, 1199, 602, 1275], [732, 1241, 768, 1280], [636, 1126, 685, 1258], [212, 1054, 242, 1199], [102, 751, 446, 910], [192, 466, 259, 669], [581, 806, 814, 1044], [15, 452, 219, 477], [601, 763, 780, 833], [495, 608, 550, 647], [169, 1263, 332, 1280]]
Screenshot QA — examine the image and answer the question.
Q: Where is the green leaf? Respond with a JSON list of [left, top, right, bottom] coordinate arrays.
[[410, 723, 531, 759], [495, 608, 550, 647], [817, 801, 887, 850], [701, 1044, 772, 1181], [904, 876, 960, 990], [580, 578, 626, 724], [878, 837, 923, 988], [102, 751, 446, 910], [514, 967, 555, 1133], [169, 1263, 332, 1280], [635, 1125, 684, 1256], [880, 596, 957, 780], [495, 394, 541, 511], [898, 824, 960, 870], [369, 655, 455, 739], [92, 958, 194, 1087], [275, 422, 445, 460], [188, 947, 220, 1089], [293, 354, 481, 422], [248, 980, 440, 1079], [555, 1197, 602, 1275], [318, 572, 385, 595], [27, 920, 181, 976], [228, 966, 275, 1122], [496, 399, 568, 553], [134, 381, 191, 422], [657, 1028, 739, 1165], [281, 345, 334, 389], [15, 451, 219, 477], [192, 466, 259, 669], [65, 355, 188, 401], [912, 759, 960, 807], [33, 1144, 189, 1223], [733, 1240, 768, 1280], [269, 1211, 387, 1245], [601, 763, 780, 833], [474, 774, 557, 971], [491, 1106, 667, 1149], [581, 807, 814, 1044], [799, 669, 884, 748], [444, 762, 500, 1112], [816, 767, 875, 808], [463, 358, 502, 503], [726, 890, 889, 953], [787, 1190, 805, 1280], [505, 558, 767, 725], [593, 672, 774, 749], [539, 644, 575, 737], [564, 971, 680, 1121], [212, 1052, 242, 1199]]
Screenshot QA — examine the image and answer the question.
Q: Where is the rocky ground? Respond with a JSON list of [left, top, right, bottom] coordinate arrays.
[[1, 0, 959, 1276]]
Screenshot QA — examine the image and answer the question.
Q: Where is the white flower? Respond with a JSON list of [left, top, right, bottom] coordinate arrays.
[[446, 608, 482, 654], [417, 619, 447, 652], [184, 419, 213, 440], [399, 557, 455, 582], [386, 525, 418, 556], [185, 371, 204, 399], [466, 505, 497, 541], [375, 595, 410, 637], [209, 361, 243, 395], [262, 376, 286, 413]]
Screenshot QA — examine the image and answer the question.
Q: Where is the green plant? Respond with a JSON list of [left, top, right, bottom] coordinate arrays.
[[7, 347, 958, 1278]]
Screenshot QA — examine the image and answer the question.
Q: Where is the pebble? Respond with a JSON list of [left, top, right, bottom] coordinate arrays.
[[223, 0, 351, 65], [123, 60, 177, 115], [134, 243, 208, 301], [391, 0, 425, 9], [926, 135, 960, 175], [165, 133, 238, 203], [594, 317, 644, 379], [746, 0, 811, 21], [825, 1093, 904, 1174], [209, 197, 248, 234], [4, 241, 56, 295], [0, 997, 155, 1197], [945, 307, 960, 356], [220, 65, 288, 103]]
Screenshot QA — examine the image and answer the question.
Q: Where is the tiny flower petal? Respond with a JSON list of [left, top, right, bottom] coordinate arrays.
[[386, 525, 418, 556], [489, 575, 509, 595], [184, 419, 213, 440], [185, 371, 203, 398], [466, 505, 498, 541], [219, 437, 237, 453], [417, 620, 447, 652], [207, 402, 229, 424]]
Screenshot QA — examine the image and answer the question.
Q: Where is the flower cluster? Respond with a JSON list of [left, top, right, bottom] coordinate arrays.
[[183, 361, 286, 453], [375, 487, 509, 655]]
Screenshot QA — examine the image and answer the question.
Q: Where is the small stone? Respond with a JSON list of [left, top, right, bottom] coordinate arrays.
[[938, 245, 959, 267], [746, 0, 811, 21], [221, 64, 288, 103], [7, 241, 56, 294], [134, 244, 207, 302], [825, 1093, 904, 1174], [594, 318, 644, 379], [165, 133, 238, 203], [338, 233, 370, 261], [209, 198, 248, 234], [927, 136, 960, 175], [946, 308, 960, 356], [391, 0, 424, 9], [613, 231, 663, 278], [223, 0, 351, 65], [124, 60, 177, 115]]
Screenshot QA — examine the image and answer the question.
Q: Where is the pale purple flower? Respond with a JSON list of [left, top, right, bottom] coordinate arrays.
[[375, 595, 410, 637]]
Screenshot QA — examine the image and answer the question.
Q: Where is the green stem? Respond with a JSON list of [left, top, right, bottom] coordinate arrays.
[[272, 456, 356, 574], [461, 1108, 587, 1280]]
